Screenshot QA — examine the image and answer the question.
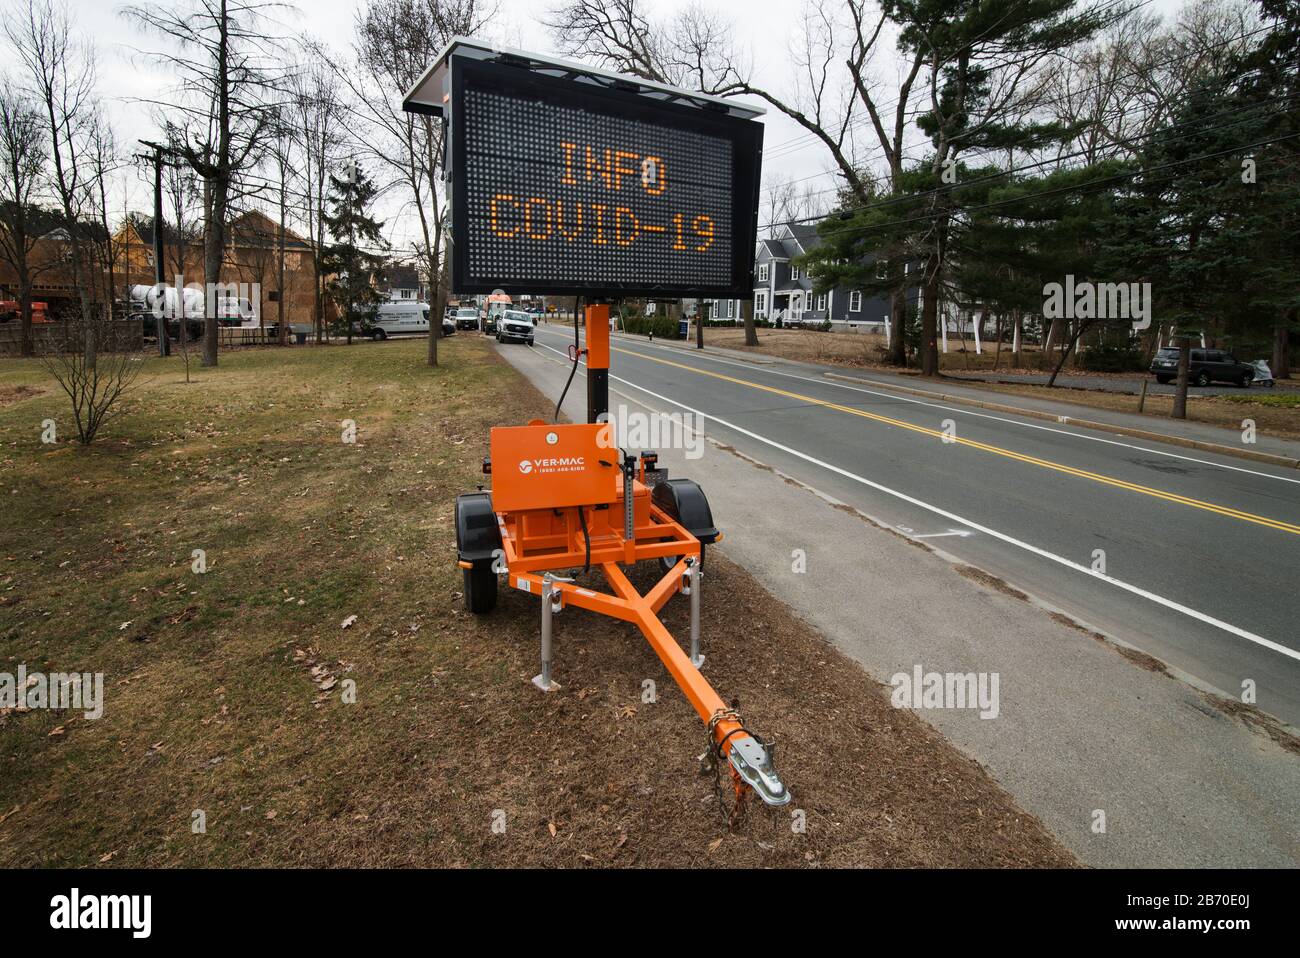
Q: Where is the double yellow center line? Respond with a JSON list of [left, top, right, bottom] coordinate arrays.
[[613, 345, 1300, 537]]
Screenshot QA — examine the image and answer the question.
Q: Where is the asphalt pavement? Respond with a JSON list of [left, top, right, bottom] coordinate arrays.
[[491, 326, 1300, 867]]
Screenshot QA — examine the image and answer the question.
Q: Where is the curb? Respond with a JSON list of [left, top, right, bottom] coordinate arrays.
[[823, 371, 1300, 470]]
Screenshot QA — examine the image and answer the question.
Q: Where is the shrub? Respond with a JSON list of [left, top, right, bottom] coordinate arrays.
[[1078, 341, 1145, 372]]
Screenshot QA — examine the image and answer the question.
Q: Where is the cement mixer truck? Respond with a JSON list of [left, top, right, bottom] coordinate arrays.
[[129, 284, 209, 342]]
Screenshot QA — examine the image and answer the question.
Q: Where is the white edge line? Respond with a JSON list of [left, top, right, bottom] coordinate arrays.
[[528, 336, 1300, 664]]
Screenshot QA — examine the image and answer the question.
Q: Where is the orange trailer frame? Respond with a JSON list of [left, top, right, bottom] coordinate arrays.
[[457, 302, 790, 815]]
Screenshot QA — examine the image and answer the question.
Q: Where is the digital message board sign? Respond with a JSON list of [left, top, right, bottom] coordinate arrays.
[[444, 53, 763, 298]]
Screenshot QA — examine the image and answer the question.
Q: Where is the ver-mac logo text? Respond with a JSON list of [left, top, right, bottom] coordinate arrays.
[[518, 456, 586, 475]]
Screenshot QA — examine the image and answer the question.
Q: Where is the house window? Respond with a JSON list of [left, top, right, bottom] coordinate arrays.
[[756, 292, 767, 316], [400, 289, 413, 299], [724, 300, 733, 319], [816, 293, 827, 311], [791, 266, 800, 280], [758, 263, 769, 282], [849, 291, 862, 312]]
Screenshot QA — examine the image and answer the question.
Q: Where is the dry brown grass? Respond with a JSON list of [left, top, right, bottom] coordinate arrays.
[[975, 382, 1300, 442], [0, 337, 1074, 868]]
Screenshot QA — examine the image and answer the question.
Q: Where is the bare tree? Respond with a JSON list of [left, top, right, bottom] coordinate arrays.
[[41, 314, 145, 443], [86, 114, 119, 319], [350, 0, 493, 367], [6, 0, 101, 347], [123, 0, 286, 367], [0, 77, 54, 357], [546, 0, 747, 94], [289, 48, 346, 345], [6, 0, 142, 441], [761, 171, 832, 237]]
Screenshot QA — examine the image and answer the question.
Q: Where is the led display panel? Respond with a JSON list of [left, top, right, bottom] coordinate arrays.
[[450, 57, 763, 297]]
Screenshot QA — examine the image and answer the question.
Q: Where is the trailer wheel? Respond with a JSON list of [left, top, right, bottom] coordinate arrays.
[[463, 565, 498, 613], [658, 543, 705, 575]]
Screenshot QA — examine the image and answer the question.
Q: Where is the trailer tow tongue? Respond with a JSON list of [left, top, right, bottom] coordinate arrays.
[[454, 302, 790, 819]]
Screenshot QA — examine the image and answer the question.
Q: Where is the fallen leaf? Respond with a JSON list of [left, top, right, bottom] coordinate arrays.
[[547, 822, 557, 838], [265, 810, 277, 820], [708, 838, 723, 852], [341, 615, 357, 629], [0, 805, 20, 827], [48, 726, 65, 737], [98, 851, 116, 863]]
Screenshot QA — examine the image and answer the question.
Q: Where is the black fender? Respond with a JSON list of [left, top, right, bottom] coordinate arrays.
[[455, 493, 503, 569], [651, 479, 719, 544]]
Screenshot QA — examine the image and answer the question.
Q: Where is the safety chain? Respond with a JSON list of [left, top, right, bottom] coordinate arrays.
[[702, 707, 749, 829]]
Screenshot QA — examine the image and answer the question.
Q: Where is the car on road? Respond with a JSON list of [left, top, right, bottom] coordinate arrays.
[[453, 307, 481, 331], [1150, 347, 1255, 387], [496, 309, 535, 345]]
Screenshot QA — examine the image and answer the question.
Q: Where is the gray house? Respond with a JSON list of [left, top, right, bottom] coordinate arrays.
[[704, 223, 896, 330]]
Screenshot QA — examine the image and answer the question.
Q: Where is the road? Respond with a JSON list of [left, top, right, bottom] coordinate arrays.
[[526, 324, 1300, 728]]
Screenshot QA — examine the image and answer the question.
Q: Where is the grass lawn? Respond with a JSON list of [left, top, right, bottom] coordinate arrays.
[[0, 336, 1073, 867]]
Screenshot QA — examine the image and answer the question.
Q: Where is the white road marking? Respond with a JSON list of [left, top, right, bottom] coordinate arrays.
[[538, 327, 1300, 487], [530, 336, 1300, 663], [913, 530, 975, 539]]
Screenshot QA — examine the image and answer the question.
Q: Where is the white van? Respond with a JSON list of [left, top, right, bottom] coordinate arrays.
[[365, 302, 430, 339]]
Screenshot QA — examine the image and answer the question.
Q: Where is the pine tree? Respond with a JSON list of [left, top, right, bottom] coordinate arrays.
[[321, 163, 389, 345]]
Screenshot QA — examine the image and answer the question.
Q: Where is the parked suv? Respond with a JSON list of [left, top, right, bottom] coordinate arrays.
[[1150, 347, 1254, 387], [453, 307, 480, 331]]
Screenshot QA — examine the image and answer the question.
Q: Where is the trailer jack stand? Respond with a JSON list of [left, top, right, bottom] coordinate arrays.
[[532, 573, 571, 692], [685, 557, 704, 668]]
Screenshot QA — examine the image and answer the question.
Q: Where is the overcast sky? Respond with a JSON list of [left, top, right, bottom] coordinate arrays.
[[20, 0, 1191, 253]]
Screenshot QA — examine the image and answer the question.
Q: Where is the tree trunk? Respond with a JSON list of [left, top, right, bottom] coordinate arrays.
[[201, 174, 226, 367], [1047, 321, 1091, 387], [1012, 309, 1023, 368], [1171, 338, 1191, 418], [19, 283, 33, 358], [888, 285, 907, 366], [1040, 317, 1061, 370], [920, 266, 940, 377], [1273, 324, 1292, 380], [742, 299, 758, 346]]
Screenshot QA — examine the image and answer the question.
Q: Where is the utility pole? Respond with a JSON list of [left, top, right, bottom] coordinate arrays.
[[138, 140, 171, 356]]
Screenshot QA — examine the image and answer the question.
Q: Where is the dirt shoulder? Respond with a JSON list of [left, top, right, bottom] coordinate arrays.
[[0, 337, 1073, 867]]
